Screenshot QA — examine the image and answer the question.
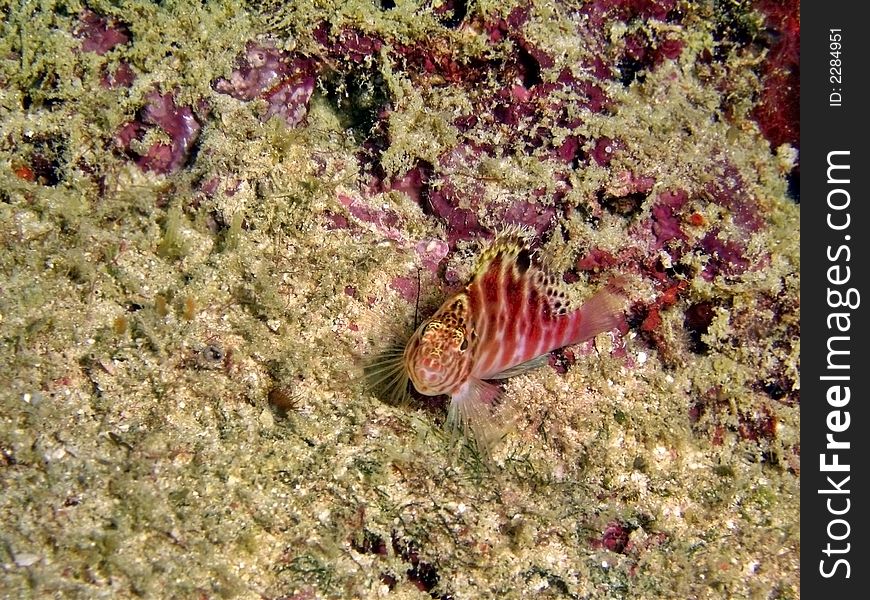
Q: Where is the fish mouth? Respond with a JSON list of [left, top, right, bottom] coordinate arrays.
[[420, 368, 441, 386], [409, 362, 446, 395]]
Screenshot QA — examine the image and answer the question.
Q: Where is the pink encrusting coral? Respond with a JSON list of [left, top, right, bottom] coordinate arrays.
[[313, 23, 384, 63], [74, 9, 130, 55], [101, 62, 136, 89], [73, 9, 136, 90], [389, 238, 450, 302], [583, 0, 679, 25], [214, 42, 318, 127], [336, 193, 403, 242], [307, 11, 624, 246], [424, 175, 557, 247], [699, 230, 750, 279], [330, 189, 450, 302], [214, 43, 297, 101], [704, 163, 765, 233], [115, 91, 202, 175], [649, 189, 689, 249], [751, 0, 800, 150]]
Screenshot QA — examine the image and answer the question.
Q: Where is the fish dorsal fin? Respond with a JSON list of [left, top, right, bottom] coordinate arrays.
[[472, 230, 530, 278], [472, 229, 576, 318], [533, 269, 574, 317]]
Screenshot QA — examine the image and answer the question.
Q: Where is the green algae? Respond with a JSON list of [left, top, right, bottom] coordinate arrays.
[[0, 0, 798, 598]]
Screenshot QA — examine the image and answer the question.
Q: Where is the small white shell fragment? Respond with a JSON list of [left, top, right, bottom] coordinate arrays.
[[14, 553, 40, 567]]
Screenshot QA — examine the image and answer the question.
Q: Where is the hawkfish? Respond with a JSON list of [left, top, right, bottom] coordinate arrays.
[[369, 232, 626, 449]]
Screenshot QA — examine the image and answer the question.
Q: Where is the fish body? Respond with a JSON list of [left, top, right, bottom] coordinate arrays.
[[400, 234, 626, 447]]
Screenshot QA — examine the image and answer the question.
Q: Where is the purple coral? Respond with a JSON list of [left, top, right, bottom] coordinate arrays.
[[214, 43, 317, 127], [650, 189, 689, 248], [583, 0, 678, 26], [383, 163, 432, 205], [699, 229, 749, 279], [215, 44, 292, 101], [751, 0, 800, 150], [704, 164, 764, 233], [116, 91, 201, 175], [415, 239, 449, 275], [575, 248, 618, 273], [390, 275, 421, 303], [590, 137, 620, 166], [101, 62, 135, 89], [598, 521, 634, 554], [555, 135, 584, 164], [500, 194, 557, 237], [261, 76, 315, 126], [337, 193, 403, 241], [74, 9, 135, 90], [313, 24, 383, 63], [74, 9, 130, 55]]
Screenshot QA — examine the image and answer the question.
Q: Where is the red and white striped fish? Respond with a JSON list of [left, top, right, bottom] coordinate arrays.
[[371, 232, 626, 449]]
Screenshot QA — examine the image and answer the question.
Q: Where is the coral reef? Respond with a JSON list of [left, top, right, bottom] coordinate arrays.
[[0, 1, 798, 598], [115, 91, 202, 174]]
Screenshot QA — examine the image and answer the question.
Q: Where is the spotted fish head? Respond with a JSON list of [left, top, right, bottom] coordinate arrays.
[[404, 293, 473, 396]]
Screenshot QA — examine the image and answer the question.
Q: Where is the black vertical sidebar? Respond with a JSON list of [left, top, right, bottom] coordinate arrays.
[[802, 2, 868, 597]]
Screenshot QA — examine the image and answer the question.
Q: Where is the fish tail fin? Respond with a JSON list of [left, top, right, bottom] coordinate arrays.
[[447, 378, 511, 453], [569, 277, 628, 345]]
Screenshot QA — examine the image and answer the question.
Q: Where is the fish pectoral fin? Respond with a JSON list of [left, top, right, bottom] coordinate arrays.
[[489, 355, 550, 379], [447, 378, 505, 452]]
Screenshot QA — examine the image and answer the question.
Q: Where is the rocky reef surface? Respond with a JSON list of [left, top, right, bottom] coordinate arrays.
[[0, 1, 798, 598]]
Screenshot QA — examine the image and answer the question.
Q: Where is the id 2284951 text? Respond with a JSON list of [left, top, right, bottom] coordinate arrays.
[[829, 29, 843, 107]]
